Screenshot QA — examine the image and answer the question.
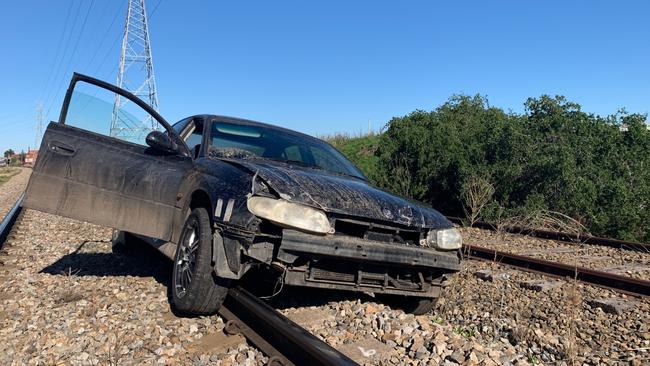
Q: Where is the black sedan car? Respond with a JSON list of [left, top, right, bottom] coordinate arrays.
[[24, 73, 461, 315]]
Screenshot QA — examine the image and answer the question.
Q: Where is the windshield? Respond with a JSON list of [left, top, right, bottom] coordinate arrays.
[[208, 121, 366, 180]]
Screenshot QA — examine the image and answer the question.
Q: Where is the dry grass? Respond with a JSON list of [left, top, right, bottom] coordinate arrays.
[[105, 331, 127, 366], [55, 267, 84, 305], [461, 175, 494, 226], [495, 209, 589, 242], [318, 130, 378, 145], [0, 167, 19, 187]]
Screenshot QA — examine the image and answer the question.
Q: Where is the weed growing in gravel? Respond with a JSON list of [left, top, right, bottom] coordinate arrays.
[[105, 331, 127, 366], [56, 267, 84, 304], [57, 290, 84, 304], [452, 325, 476, 339], [562, 279, 583, 365]]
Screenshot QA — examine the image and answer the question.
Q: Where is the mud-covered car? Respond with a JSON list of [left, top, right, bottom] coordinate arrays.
[[24, 73, 461, 315]]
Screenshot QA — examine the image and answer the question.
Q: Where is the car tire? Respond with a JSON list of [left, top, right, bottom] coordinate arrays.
[[378, 295, 438, 315], [171, 207, 230, 315]]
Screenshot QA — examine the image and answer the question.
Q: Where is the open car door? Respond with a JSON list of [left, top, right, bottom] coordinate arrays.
[[24, 73, 192, 241]]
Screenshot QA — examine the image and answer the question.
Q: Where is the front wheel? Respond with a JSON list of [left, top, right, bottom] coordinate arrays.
[[171, 207, 230, 315]]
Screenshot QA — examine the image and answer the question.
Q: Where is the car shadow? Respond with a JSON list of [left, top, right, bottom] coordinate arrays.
[[39, 240, 173, 287], [40, 241, 384, 315], [238, 267, 376, 310], [267, 286, 377, 310]]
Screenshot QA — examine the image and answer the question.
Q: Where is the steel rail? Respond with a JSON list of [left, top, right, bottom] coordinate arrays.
[[0, 193, 24, 249], [449, 216, 650, 252], [463, 244, 650, 297], [218, 286, 358, 366]]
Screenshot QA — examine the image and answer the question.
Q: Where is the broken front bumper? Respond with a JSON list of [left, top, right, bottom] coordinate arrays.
[[279, 230, 461, 270], [278, 230, 461, 297]]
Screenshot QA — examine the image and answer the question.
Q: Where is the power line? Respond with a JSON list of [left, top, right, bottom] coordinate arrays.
[[45, 0, 96, 118], [40, 1, 74, 103], [83, 0, 126, 73], [92, 27, 123, 77], [149, 0, 162, 18], [63, 0, 96, 75], [41, 0, 84, 120]]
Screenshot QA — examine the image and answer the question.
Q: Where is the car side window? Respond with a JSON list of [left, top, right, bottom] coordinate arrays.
[[283, 145, 302, 161], [172, 118, 191, 135], [63, 81, 167, 146], [185, 129, 202, 148], [180, 120, 204, 158]]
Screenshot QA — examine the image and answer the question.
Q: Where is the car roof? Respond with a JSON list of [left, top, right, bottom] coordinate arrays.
[[188, 114, 324, 144]]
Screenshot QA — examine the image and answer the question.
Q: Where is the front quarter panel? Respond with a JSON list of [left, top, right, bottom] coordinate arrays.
[[196, 158, 257, 228]]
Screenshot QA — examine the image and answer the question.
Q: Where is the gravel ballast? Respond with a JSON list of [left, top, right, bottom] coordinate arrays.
[[0, 205, 648, 364]]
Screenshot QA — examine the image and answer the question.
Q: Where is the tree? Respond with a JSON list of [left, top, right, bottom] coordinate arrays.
[[3, 149, 13, 158]]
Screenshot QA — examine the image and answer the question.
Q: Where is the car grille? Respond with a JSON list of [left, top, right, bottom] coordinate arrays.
[[333, 218, 422, 245]]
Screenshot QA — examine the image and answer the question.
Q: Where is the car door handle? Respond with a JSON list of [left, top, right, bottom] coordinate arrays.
[[49, 141, 76, 156]]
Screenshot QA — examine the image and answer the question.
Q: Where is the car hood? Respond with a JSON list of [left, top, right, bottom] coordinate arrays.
[[220, 159, 451, 229]]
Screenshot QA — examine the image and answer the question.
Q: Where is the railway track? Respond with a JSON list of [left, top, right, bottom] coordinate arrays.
[[0, 195, 356, 366], [2, 192, 648, 363], [463, 244, 650, 297], [448, 216, 650, 252], [444, 216, 650, 297], [0, 193, 23, 249]]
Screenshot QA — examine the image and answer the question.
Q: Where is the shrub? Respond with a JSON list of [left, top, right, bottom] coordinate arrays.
[[331, 95, 650, 242]]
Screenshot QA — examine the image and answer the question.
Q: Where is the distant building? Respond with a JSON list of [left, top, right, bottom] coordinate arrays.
[[24, 149, 39, 166]]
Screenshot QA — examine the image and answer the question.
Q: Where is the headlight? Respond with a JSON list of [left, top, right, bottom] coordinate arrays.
[[424, 228, 462, 250], [247, 196, 333, 235]]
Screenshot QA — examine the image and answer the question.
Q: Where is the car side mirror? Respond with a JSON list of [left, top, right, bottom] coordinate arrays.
[[146, 131, 180, 154]]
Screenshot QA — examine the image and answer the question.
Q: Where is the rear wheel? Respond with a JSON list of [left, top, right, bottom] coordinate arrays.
[[171, 207, 230, 315], [378, 295, 438, 315]]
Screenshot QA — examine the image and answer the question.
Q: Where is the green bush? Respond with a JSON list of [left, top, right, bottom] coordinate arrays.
[[327, 95, 650, 242]]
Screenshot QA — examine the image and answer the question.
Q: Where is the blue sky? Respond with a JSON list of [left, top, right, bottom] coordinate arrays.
[[1, 0, 649, 152]]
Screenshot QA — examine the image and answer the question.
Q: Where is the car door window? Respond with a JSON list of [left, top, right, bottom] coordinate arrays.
[[182, 120, 204, 158], [185, 124, 203, 148], [63, 80, 170, 146], [283, 145, 302, 161]]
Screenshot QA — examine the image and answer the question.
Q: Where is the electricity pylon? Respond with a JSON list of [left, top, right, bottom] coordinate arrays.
[[110, 0, 159, 142]]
